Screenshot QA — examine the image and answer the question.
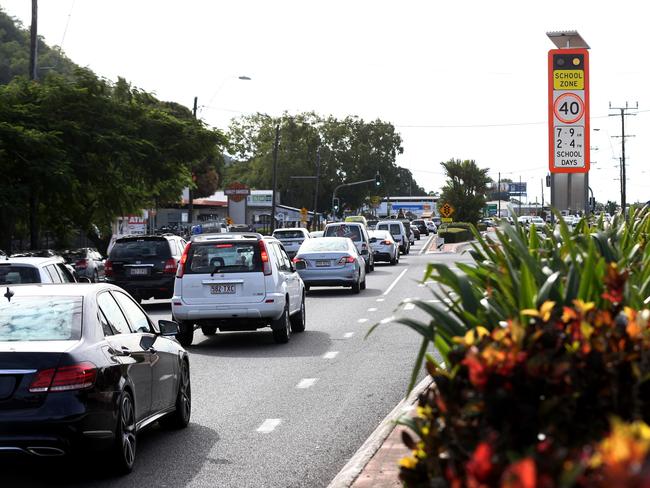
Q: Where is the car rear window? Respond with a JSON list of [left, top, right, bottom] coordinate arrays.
[[370, 231, 391, 240], [324, 224, 362, 241], [0, 296, 82, 341], [186, 242, 262, 274], [273, 230, 305, 239], [110, 239, 171, 259], [300, 238, 349, 253], [378, 224, 402, 236], [0, 265, 40, 285]]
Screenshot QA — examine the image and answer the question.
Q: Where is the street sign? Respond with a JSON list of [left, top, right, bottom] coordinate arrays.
[[548, 48, 590, 173], [441, 217, 453, 223], [300, 207, 308, 222], [439, 203, 455, 218]]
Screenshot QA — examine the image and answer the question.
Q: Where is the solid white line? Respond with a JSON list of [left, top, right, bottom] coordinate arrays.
[[427, 299, 442, 303], [343, 332, 354, 339], [357, 318, 368, 324], [296, 378, 318, 389], [419, 234, 435, 255], [323, 351, 339, 359], [383, 268, 408, 296], [256, 419, 282, 433], [404, 303, 415, 311], [367, 307, 378, 312]]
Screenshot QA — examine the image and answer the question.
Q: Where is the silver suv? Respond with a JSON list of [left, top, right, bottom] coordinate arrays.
[[323, 222, 375, 272], [171, 233, 306, 346]]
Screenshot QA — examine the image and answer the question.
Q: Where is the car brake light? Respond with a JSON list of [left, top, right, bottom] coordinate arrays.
[[163, 258, 177, 274], [382, 240, 392, 245], [215, 244, 232, 248], [29, 362, 97, 393], [104, 259, 113, 277], [177, 243, 191, 278], [259, 240, 272, 276], [75, 259, 88, 269], [338, 256, 356, 264]]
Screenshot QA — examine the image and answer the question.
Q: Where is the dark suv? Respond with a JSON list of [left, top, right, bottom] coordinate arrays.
[[105, 235, 187, 301], [411, 219, 429, 236]]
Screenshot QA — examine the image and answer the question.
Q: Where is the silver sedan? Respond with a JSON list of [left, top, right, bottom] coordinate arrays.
[[293, 237, 366, 294], [368, 230, 399, 265]]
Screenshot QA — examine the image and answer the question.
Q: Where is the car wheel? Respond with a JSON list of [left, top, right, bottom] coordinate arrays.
[[272, 302, 291, 344], [111, 390, 137, 474], [160, 360, 191, 429], [290, 295, 306, 333], [352, 278, 361, 294], [360, 277, 366, 290], [201, 326, 217, 336], [176, 321, 194, 347], [92, 270, 99, 283], [390, 254, 398, 265], [369, 256, 375, 272]]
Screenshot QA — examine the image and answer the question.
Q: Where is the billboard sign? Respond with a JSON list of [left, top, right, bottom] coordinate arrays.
[[508, 182, 527, 196]]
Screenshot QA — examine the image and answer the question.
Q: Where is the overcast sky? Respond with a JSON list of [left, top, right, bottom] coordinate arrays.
[[3, 0, 649, 205]]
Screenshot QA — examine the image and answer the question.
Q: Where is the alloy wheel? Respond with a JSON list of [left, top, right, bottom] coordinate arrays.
[[120, 394, 136, 468], [179, 362, 191, 422]]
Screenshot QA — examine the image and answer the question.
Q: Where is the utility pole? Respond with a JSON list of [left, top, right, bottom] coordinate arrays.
[[312, 148, 321, 231], [497, 172, 501, 218], [518, 175, 522, 215], [270, 124, 280, 233], [540, 178, 544, 214], [29, 0, 38, 81], [188, 96, 198, 230], [609, 101, 637, 216]]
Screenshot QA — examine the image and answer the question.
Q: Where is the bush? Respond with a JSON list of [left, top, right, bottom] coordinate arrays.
[[370, 208, 650, 486], [438, 228, 472, 243]]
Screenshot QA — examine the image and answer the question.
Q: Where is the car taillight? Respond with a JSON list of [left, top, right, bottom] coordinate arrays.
[[177, 243, 191, 278], [163, 258, 177, 274], [382, 240, 392, 245], [338, 256, 356, 264], [259, 240, 272, 276], [29, 362, 97, 393], [104, 259, 113, 277], [75, 259, 88, 269]]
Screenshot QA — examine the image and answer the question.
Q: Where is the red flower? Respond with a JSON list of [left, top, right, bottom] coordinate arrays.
[[466, 442, 494, 483], [463, 354, 489, 389], [501, 458, 536, 488]]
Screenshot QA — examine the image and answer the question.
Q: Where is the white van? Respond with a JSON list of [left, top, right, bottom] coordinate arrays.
[[376, 221, 409, 254]]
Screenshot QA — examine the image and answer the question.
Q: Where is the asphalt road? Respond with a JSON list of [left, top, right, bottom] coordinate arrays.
[[2, 235, 474, 488]]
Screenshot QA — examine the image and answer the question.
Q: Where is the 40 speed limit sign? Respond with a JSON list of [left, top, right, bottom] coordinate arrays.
[[548, 48, 590, 173]]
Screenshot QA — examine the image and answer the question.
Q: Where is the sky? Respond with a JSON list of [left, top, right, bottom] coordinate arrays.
[[2, 0, 650, 205]]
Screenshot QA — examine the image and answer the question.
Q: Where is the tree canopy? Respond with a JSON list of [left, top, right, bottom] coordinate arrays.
[[438, 159, 491, 224]]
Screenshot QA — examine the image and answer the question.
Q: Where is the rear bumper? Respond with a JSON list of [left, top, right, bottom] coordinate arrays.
[[373, 252, 393, 262], [171, 293, 286, 322], [106, 276, 175, 299], [298, 267, 359, 287]]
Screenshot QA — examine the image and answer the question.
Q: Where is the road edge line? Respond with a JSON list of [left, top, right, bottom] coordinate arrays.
[[326, 375, 433, 488]]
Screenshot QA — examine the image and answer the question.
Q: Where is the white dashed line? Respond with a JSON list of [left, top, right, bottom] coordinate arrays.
[[376, 298, 385, 302], [384, 269, 408, 296], [358, 318, 368, 323], [343, 332, 354, 339], [296, 378, 318, 389], [404, 303, 415, 311], [256, 419, 282, 433], [367, 307, 378, 312], [323, 351, 339, 359], [427, 299, 443, 303]]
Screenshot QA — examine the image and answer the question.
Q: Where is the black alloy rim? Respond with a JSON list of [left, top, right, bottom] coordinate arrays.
[[179, 362, 191, 422], [121, 394, 136, 467]]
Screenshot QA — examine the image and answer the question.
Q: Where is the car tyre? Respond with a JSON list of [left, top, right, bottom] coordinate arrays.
[[111, 390, 137, 474], [272, 302, 291, 344], [390, 254, 398, 265], [360, 277, 366, 290], [290, 295, 306, 333], [369, 256, 375, 272], [160, 360, 191, 429], [352, 278, 361, 294], [92, 270, 99, 283], [201, 326, 217, 336], [176, 321, 194, 347]]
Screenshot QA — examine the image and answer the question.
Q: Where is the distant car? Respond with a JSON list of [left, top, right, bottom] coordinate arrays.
[[309, 231, 324, 238], [171, 232, 306, 345], [0, 256, 77, 284], [0, 283, 191, 473], [432, 217, 442, 227], [411, 219, 429, 236], [518, 216, 545, 226], [272, 228, 311, 258], [376, 220, 409, 254], [293, 237, 366, 293], [344, 215, 369, 228], [61, 247, 105, 282], [369, 230, 399, 265], [425, 220, 437, 233], [366, 220, 378, 229], [401, 221, 416, 245], [412, 226, 421, 240], [323, 222, 374, 272], [105, 234, 187, 302], [228, 224, 256, 233]]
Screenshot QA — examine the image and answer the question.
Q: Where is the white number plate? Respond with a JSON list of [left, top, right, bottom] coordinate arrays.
[[316, 260, 330, 267], [129, 268, 149, 276], [210, 284, 236, 294]]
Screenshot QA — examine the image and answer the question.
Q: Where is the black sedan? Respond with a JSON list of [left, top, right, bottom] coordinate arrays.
[[0, 283, 190, 473]]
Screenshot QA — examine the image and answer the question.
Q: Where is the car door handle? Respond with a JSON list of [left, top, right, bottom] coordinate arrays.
[[109, 346, 131, 357]]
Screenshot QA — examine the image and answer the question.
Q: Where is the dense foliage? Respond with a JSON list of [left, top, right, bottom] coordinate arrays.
[[438, 159, 491, 224]]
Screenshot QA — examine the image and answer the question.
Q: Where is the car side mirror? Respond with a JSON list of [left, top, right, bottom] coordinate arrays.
[[158, 320, 179, 336]]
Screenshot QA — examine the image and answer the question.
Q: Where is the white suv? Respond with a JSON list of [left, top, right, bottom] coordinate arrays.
[[171, 233, 306, 346]]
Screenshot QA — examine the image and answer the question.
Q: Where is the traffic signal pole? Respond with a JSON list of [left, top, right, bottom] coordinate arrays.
[[331, 173, 381, 219]]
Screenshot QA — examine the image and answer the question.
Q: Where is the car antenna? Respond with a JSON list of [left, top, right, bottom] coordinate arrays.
[[4, 287, 14, 302]]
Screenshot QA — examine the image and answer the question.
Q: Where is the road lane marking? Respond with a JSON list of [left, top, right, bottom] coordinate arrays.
[[257, 419, 282, 433], [404, 303, 415, 311], [296, 378, 318, 389], [367, 307, 378, 312], [376, 298, 385, 302], [344, 332, 354, 338], [358, 318, 368, 323], [419, 234, 435, 255], [427, 299, 442, 303], [323, 351, 339, 359], [384, 268, 408, 296]]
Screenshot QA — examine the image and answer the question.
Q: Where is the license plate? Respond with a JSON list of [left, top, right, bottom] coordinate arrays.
[[129, 268, 149, 276], [210, 284, 236, 294], [316, 260, 330, 267]]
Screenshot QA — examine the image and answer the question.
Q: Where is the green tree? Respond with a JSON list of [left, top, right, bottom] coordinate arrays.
[[438, 159, 490, 224], [605, 200, 618, 215]]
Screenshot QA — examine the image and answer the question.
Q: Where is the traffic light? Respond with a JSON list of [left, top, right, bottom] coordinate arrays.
[[375, 173, 381, 186], [332, 197, 340, 212], [546, 174, 551, 187]]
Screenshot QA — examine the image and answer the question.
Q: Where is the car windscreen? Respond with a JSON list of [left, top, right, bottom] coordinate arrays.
[[0, 296, 83, 341], [62, 251, 85, 262], [186, 242, 262, 274], [0, 265, 41, 285], [324, 225, 362, 241], [110, 238, 171, 259], [299, 238, 349, 253], [273, 230, 305, 239]]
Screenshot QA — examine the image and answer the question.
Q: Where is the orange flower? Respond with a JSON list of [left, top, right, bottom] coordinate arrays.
[[466, 442, 494, 483], [500, 458, 537, 488], [463, 353, 489, 390]]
